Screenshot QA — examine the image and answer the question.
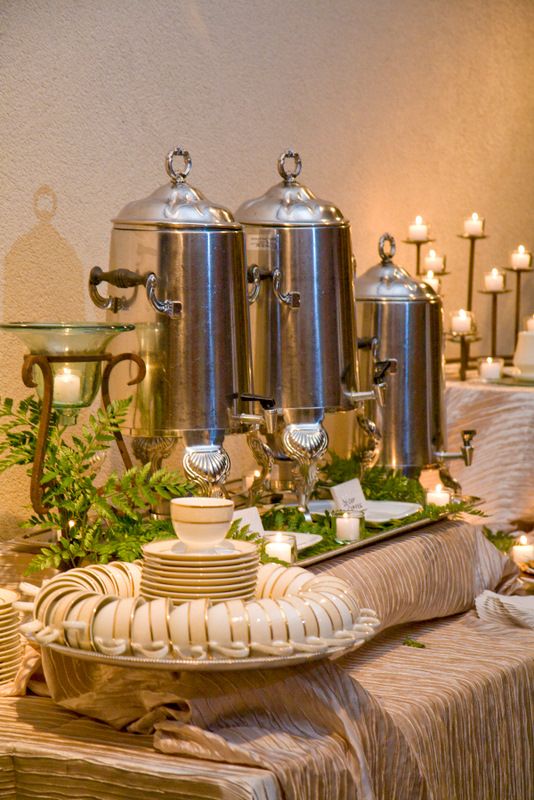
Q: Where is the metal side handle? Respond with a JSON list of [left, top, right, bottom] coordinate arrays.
[[247, 266, 262, 305], [89, 267, 182, 317], [272, 269, 300, 308]]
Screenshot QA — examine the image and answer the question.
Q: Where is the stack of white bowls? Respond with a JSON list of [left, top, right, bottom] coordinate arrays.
[[140, 539, 259, 604], [0, 588, 23, 685]]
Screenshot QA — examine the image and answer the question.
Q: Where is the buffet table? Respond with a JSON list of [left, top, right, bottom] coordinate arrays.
[[445, 379, 534, 527], [1, 519, 533, 800]]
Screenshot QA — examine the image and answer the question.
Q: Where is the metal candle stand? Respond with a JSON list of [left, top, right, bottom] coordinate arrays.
[[21, 352, 145, 514], [402, 236, 436, 276], [446, 332, 480, 382], [477, 288, 511, 358], [505, 265, 533, 343]]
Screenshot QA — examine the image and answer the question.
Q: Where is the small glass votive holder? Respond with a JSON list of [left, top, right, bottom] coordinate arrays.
[[264, 532, 298, 563], [334, 510, 365, 543], [483, 269, 505, 292], [525, 315, 534, 332], [478, 356, 504, 381], [425, 483, 452, 507], [450, 309, 475, 336]]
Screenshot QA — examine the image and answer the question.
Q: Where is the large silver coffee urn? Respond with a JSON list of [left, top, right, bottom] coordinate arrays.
[[88, 146, 270, 495], [236, 150, 379, 508], [355, 233, 475, 491]]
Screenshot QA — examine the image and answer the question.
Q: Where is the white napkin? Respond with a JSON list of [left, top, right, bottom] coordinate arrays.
[[330, 478, 367, 512], [475, 590, 534, 629]]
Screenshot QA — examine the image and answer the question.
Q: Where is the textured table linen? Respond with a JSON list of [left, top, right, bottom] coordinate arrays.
[[445, 379, 534, 526], [1, 520, 533, 799]]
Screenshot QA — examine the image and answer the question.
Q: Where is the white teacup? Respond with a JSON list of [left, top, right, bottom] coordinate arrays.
[[170, 497, 234, 550]]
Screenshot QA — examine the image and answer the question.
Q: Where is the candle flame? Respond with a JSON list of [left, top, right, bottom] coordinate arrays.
[[68, 519, 75, 529], [342, 512, 349, 518], [435, 483, 442, 492], [519, 245, 525, 254], [472, 212, 479, 221], [491, 268, 499, 277], [253, 470, 261, 478], [487, 357, 493, 364], [458, 309, 467, 319], [519, 535, 528, 545], [427, 270, 434, 278], [429, 249, 436, 257], [415, 215, 423, 225], [62, 367, 72, 376]]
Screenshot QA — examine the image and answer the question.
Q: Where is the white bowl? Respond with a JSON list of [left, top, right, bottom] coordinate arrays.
[[171, 519, 232, 551]]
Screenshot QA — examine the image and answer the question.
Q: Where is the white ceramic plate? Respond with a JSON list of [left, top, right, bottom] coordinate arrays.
[[143, 539, 258, 561], [261, 531, 323, 552], [307, 499, 422, 523], [503, 366, 534, 383], [140, 571, 257, 589], [142, 562, 257, 578]]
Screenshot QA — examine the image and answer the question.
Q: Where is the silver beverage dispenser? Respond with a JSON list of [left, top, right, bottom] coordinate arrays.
[[236, 150, 381, 508], [88, 146, 273, 495], [355, 233, 475, 491]]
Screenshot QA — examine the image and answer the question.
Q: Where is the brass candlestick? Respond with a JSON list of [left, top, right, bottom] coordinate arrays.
[[402, 236, 436, 276], [478, 288, 511, 358], [505, 265, 533, 344]]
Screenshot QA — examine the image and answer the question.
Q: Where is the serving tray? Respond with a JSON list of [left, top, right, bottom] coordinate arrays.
[[42, 639, 356, 672]]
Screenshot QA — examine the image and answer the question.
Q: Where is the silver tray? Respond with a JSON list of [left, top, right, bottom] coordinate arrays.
[[297, 497, 479, 567], [42, 639, 355, 672]]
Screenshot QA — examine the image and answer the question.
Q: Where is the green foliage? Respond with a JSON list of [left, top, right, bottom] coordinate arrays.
[[317, 452, 363, 487], [402, 637, 426, 648], [0, 396, 193, 573], [481, 526, 516, 554], [361, 467, 426, 505]]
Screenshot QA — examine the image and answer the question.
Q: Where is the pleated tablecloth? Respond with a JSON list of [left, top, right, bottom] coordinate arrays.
[[1, 519, 533, 799], [445, 378, 534, 526]]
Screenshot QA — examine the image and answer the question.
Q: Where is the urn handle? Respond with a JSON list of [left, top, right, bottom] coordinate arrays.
[[247, 265, 262, 304], [272, 269, 300, 308], [89, 266, 182, 317], [378, 233, 396, 263], [277, 149, 302, 183]]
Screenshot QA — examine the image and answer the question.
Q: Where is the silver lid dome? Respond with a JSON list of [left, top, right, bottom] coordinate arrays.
[[356, 233, 436, 301], [236, 149, 347, 227], [113, 146, 239, 230]]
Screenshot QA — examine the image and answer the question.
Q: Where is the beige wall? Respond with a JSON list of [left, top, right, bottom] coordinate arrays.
[[1, 0, 533, 535]]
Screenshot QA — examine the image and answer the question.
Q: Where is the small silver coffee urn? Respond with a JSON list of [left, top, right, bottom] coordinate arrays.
[[88, 146, 271, 495], [236, 150, 379, 508], [355, 233, 475, 492]]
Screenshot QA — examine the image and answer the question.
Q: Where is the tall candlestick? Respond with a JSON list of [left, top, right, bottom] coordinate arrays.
[[464, 212, 485, 237], [408, 215, 429, 241]]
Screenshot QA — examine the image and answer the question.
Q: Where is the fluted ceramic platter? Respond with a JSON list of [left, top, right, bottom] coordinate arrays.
[[43, 639, 356, 672]]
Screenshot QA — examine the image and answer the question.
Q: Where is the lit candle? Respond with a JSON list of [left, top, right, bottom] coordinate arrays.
[[464, 212, 485, 237], [511, 535, 534, 568], [451, 309, 472, 335], [265, 533, 296, 563], [335, 512, 361, 542], [479, 357, 503, 380], [425, 483, 451, 507], [424, 249, 445, 272], [53, 367, 81, 404], [484, 268, 504, 292], [526, 315, 534, 332], [408, 215, 429, 241], [511, 245, 532, 270], [423, 270, 440, 293]]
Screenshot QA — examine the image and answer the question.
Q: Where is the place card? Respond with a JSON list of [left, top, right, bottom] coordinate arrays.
[[330, 478, 367, 513], [232, 506, 264, 535]]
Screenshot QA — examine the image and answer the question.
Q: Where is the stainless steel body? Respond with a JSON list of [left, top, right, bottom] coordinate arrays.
[[354, 234, 475, 489], [89, 147, 254, 494], [236, 150, 375, 508]]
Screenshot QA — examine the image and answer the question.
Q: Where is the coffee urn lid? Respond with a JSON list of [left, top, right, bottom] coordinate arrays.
[[236, 149, 347, 227], [113, 146, 240, 229], [356, 233, 435, 301]]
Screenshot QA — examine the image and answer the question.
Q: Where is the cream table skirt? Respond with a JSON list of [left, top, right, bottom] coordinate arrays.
[[445, 379, 534, 527], [1, 520, 533, 800]]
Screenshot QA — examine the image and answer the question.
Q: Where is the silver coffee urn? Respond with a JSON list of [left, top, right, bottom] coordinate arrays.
[[355, 233, 475, 492], [88, 146, 272, 496], [236, 150, 380, 509]]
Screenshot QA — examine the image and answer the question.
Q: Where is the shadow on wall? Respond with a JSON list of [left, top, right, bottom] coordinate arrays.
[[0, 185, 87, 537]]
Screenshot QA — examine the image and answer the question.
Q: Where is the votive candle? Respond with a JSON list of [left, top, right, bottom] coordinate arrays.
[[53, 367, 81, 404], [511, 245, 532, 270], [425, 483, 451, 507], [479, 357, 503, 380], [464, 213, 485, 237], [484, 268, 504, 292], [408, 215, 429, 241], [423, 270, 440, 293], [511, 535, 534, 568], [424, 249, 445, 272], [451, 309, 472, 335]]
